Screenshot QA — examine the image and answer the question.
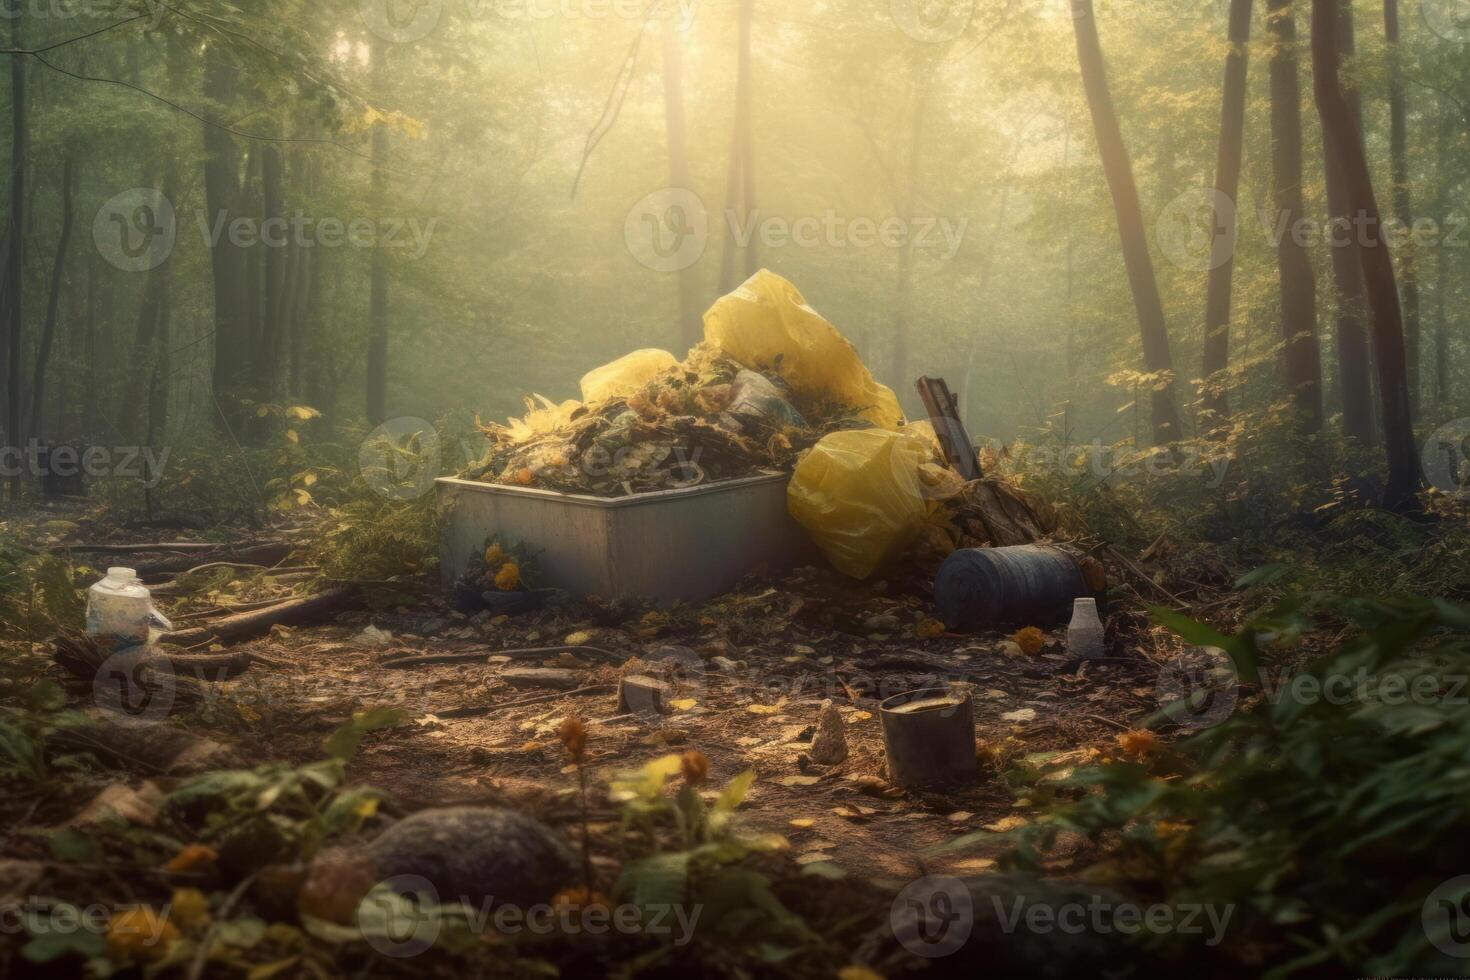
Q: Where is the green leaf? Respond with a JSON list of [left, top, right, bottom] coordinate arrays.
[[712, 770, 756, 819], [21, 927, 105, 964], [1150, 606, 1258, 678], [617, 852, 690, 910], [48, 827, 100, 862], [323, 707, 406, 761], [322, 787, 382, 835]]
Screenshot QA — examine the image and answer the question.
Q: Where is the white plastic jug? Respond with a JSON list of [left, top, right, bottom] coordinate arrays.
[[1066, 597, 1105, 660], [86, 567, 172, 647]]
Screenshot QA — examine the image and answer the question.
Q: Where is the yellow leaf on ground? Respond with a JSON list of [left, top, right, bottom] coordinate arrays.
[[984, 816, 1030, 833]]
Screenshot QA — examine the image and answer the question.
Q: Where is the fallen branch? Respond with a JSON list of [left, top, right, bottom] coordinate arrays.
[[57, 542, 237, 553], [50, 631, 274, 684], [381, 645, 629, 670], [427, 685, 615, 719], [131, 543, 296, 582], [161, 588, 355, 647]]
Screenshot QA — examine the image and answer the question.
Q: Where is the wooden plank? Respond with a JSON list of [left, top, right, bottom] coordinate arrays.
[[915, 376, 982, 480]]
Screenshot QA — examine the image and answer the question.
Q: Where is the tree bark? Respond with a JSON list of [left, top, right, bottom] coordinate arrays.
[[1383, 0, 1421, 416], [717, 0, 757, 295], [1070, 0, 1183, 445], [1266, 0, 1324, 433], [662, 20, 702, 351], [7, 0, 29, 499], [27, 157, 74, 445], [1433, 98, 1451, 406], [892, 69, 933, 400], [365, 40, 390, 426], [1201, 0, 1254, 432], [1311, 0, 1424, 509], [203, 44, 248, 426], [1319, 1, 1375, 444], [258, 145, 287, 399]]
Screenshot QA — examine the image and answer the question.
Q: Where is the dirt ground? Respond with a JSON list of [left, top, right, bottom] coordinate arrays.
[[165, 560, 1172, 885]]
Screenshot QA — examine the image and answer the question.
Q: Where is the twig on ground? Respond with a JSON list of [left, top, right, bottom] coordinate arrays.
[[426, 685, 615, 719]]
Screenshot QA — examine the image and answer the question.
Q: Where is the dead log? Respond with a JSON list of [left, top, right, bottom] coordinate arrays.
[[161, 588, 354, 647], [131, 543, 296, 582], [58, 542, 237, 553], [51, 631, 264, 687]]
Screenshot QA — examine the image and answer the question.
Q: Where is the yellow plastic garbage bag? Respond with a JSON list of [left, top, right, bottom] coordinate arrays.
[[788, 428, 949, 579], [703, 270, 904, 429], [579, 349, 679, 404]]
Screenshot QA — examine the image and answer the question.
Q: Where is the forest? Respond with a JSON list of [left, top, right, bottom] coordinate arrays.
[[3, 0, 1470, 976]]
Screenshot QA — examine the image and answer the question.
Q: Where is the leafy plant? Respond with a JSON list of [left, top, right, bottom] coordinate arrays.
[[948, 594, 1470, 977], [610, 753, 810, 952]]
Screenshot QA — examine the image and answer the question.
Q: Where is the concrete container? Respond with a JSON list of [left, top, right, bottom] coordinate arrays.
[[436, 473, 813, 605]]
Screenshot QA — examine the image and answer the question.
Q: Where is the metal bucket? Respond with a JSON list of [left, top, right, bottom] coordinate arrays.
[[436, 473, 815, 606], [880, 686, 978, 789]]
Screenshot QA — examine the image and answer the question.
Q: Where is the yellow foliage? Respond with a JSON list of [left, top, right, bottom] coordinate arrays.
[[106, 907, 179, 963], [495, 563, 520, 591], [1011, 627, 1046, 655]]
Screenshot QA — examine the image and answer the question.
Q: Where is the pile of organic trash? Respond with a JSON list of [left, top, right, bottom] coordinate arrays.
[[465, 269, 904, 497], [465, 269, 1061, 582]]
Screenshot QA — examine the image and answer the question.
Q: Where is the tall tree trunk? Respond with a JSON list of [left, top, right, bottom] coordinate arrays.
[[365, 40, 391, 426], [1433, 98, 1451, 406], [6, 0, 29, 499], [27, 157, 74, 444], [257, 145, 287, 399], [121, 162, 176, 438], [1319, 1, 1375, 444], [1267, 0, 1324, 433], [83, 251, 99, 436], [892, 70, 933, 400], [717, 0, 757, 295], [1201, 0, 1254, 432], [1383, 0, 1421, 416], [203, 44, 248, 425], [1311, 0, 1424, 509], [1070, 0, 1183, 445], [662, 20, 702, 351]]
